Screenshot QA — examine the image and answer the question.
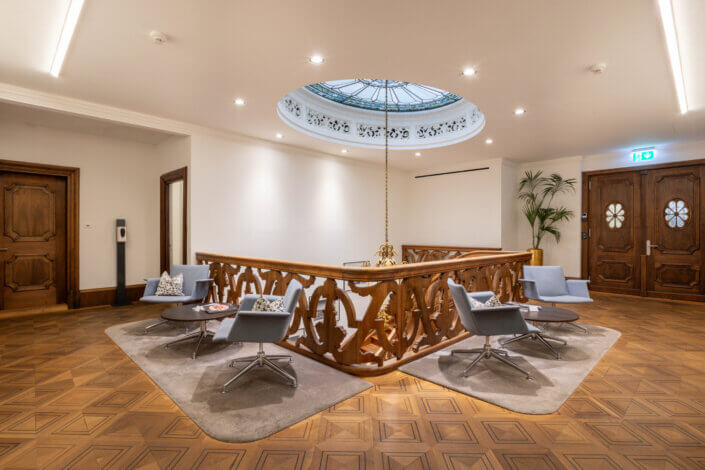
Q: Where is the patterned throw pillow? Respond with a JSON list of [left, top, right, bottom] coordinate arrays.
[[155, 271, 184, 296], [469, 294, 502, 309], [252, 296, 286, 312]]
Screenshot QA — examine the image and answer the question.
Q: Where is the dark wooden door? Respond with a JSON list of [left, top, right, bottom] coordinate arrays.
[[588, 172, 642, 295], [643, 166, 705, 300], [0, 171, 67, 309]]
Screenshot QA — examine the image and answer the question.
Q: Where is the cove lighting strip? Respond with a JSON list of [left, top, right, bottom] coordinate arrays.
[[49, 0, 85, 77], [658, 0, 688, 114]]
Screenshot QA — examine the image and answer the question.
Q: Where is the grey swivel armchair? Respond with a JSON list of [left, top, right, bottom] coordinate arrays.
[[519, 266, 591, 333], [141, 264, 212, 332], [447, 279, 534, 379], [213, 279, 302, 391]]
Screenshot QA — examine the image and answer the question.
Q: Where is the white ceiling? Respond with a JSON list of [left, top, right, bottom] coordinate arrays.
[[0, 0, 704, 170]]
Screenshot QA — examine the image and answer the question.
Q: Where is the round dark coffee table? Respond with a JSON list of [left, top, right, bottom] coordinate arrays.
[[521, 305, 579, 324], [161, 303, 238, 359], [502, 305, 582, 359]]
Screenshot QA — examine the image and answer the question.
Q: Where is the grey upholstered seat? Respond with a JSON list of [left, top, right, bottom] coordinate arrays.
[[141, 264, 212, 331], [447, 279, 533, 379], [214, 280, 302, 391], [520, 265, 591, 333]]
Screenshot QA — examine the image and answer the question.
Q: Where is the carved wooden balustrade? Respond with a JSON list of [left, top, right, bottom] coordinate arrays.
[[196, 250, 531, 376], [401, 244, 502, 264]]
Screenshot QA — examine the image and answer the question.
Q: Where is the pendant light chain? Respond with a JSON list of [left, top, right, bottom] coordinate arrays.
[[385, 79, 389, 244]]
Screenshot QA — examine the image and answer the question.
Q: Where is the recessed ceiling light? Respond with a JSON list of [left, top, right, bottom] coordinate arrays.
[[49, 0, 86, 77], [485, 138, 493, 144], [414, 152, 422, 157], [658, 0, 688, 114], [275, 133, 283, 139], [234, 98, 246, 106], [514, 108, 526, 115], [309, 54, 325, 65], [341, 149, 348, 154], [461, 67, 476, 77]]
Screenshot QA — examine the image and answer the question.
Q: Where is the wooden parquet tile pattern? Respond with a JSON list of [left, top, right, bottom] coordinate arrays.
[[1, 293, 705, 469]]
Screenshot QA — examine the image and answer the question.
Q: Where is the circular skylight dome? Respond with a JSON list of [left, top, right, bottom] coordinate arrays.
[[277, 79, 485, 150], [304, 79, 462, 112]]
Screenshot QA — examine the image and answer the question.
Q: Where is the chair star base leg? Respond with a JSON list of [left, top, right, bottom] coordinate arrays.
[[222, 343, 296, 392], [455, 338, 532, 380]]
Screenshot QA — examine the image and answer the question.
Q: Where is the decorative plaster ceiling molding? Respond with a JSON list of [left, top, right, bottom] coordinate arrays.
[[0, 81, 192, 137], [277, 88, 485, 150]]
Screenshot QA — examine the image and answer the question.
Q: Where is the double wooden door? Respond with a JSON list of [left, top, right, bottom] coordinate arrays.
[[587, 164, 705, 301], [0, 171, 67, 309]]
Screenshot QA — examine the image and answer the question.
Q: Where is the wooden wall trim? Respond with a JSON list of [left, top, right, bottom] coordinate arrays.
[[0, 159, 80, 308], [79, 284, 145, 309], [582, 158, 705, 178], [160, 167, 188, 272]]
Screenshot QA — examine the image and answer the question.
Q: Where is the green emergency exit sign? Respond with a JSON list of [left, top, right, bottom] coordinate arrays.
[[632, 149, 655, 162]]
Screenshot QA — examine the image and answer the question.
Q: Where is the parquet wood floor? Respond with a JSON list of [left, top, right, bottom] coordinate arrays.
[[1, 293, 705, 469]]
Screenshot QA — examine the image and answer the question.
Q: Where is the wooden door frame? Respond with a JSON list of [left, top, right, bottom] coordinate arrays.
[[581, 157, 705, 294], [160, 167, 188, 273], [0, 159, 80, 309]]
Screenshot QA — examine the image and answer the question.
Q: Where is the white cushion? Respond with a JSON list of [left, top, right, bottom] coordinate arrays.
[[469, 294, 502, 309], [155, 271, 184, 296], [252, 296, 285, 312]]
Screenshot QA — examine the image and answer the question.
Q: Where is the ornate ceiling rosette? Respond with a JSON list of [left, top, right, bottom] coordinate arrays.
[[277, 79, 485, 150]]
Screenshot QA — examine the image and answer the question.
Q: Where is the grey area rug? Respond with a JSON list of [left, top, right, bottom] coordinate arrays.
[[105, 319, 371, 442], [400, 323, 620, 414]]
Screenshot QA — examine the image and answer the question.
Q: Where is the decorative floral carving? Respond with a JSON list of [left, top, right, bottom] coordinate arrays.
[[665, 199, 689, 228], [282, 97, 301, 117], [605, 202, 625, 229], [306, 109, 350, 134], [416, 115, 467, 139], [357, 123, 410, 140]]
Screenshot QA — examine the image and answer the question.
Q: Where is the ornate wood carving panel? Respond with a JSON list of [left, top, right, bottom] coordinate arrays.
[[197, 250, 530, 376]]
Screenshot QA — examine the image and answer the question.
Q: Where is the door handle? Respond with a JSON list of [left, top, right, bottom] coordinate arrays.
[[0, 248, 7, 252], [646, 240, 658, 256]]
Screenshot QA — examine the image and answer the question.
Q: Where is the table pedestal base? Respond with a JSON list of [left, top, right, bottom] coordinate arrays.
[[164, 321, 216, 359], [501, 331, 567, 359]]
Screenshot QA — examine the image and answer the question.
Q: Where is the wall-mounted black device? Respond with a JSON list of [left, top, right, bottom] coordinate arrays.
[[114, 219, 129, 306]]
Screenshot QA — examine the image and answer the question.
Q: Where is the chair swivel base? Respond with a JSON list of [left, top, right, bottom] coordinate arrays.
[[452, 338, 532, 380], [501, 331, 566, 359], [222, 343, 297, 392], [163, 321, 215, 359]]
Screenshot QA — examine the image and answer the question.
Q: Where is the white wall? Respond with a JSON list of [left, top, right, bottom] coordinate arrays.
[[403, 159, 504, 248], [0, 118, 179, 289], [512, 156, 583, 276], [189, 133, 408, 265], [583, 138, 705, 172]]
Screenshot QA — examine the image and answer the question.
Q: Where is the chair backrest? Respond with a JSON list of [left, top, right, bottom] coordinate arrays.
[[447, 279, 480, 334], [523, 266, 568, 297], [447, 279, 529, 336], [282, 280, 303, 316], [171, 264, 210, 296]]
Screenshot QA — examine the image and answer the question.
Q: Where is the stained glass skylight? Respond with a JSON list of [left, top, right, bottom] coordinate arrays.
[[304, 79, 462, 112]]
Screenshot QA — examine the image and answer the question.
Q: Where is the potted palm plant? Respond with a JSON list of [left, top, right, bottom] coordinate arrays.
[[518, 170, 576, 265]]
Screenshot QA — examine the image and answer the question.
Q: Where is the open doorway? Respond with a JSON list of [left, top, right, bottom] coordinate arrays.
[[160, 167, 187, 273]]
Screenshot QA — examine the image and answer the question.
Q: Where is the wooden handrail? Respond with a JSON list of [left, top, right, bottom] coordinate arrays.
[[196, 251, 530, 281], [401, 244, 501, 264], [196, 248, 531, 376]]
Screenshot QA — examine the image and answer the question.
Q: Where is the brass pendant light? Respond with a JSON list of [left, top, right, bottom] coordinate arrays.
[[375, 80, 398, 267]]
